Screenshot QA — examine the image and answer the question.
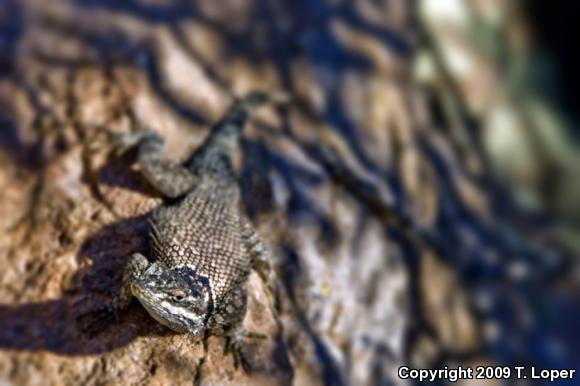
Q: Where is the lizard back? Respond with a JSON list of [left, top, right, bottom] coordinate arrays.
[[148, 180, 250, 302]]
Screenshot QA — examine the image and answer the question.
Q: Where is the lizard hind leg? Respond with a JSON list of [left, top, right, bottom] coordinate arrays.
[[115, 129, 197, 199]]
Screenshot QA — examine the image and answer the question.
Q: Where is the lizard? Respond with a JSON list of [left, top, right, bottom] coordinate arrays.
[[107, 91, 285, 367]]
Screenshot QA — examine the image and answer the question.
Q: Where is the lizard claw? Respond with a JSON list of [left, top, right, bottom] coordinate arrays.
[[112, 129, 158, 157]]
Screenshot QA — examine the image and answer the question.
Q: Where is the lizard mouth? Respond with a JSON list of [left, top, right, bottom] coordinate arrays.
[[140, 302, 190, 334], [138, 298, 205, 337]]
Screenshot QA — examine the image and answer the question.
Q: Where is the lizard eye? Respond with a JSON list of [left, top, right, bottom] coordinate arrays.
[[170, 290, 187, 302]]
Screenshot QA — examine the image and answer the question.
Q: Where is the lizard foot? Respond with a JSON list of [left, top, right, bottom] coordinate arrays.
[[223, 326, 267, 373]]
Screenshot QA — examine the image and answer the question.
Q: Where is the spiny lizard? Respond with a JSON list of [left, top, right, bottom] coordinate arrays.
[[111, 92, 284, 364]]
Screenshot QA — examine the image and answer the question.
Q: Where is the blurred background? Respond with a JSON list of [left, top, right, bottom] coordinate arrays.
[[0, 0, 578, 385]]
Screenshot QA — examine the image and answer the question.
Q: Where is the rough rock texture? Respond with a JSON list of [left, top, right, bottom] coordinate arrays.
[[0, 1, 576, 385], [0, 1, 413, 385]]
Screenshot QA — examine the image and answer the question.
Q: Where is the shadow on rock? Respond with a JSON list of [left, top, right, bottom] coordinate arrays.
[[0, 214, 174, 355]]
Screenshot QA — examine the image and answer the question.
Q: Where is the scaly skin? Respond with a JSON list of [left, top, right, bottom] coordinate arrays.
[[113, 92, 285, 367]]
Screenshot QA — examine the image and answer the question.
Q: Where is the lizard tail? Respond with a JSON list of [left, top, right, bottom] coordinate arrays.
[[187, 91, 290, 177]]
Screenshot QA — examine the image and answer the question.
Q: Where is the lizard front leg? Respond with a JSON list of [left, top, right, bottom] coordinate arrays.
[[209, 285, 266, 372], [116, 130, 197, 199], [116, 252, 150, 310]]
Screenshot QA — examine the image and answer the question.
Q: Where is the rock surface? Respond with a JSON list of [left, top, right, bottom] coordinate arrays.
[[0, 1, 413, 384], [0, 1, 575, 385]]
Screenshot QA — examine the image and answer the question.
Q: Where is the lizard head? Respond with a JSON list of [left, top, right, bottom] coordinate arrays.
[[130, 262, 212, 337]]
